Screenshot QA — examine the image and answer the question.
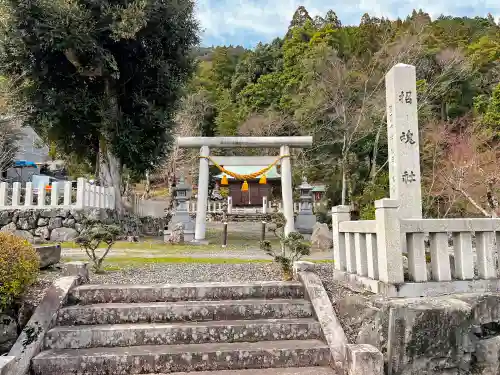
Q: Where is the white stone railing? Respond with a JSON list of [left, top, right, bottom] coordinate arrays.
[[0, 178, 115, 210], [401, 218, 500, 282], [132, 197, 169, 218], [188, 201, 224, 214], [332, 198, 500, 297], [333, 204, 379, 281], [184, 198, 320, 216]]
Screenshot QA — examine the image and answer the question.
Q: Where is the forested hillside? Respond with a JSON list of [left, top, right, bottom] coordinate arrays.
[[175, 6, 500, 219]]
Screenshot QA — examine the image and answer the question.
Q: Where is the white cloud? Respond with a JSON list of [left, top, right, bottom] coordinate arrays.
[[196, 0, 500, 46]]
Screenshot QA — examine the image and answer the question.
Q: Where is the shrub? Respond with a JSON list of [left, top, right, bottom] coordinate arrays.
[[261, 212, 311, 280], [0, 233, 40, 311], [315, 206, 332, 229], [76, 218, 121, 273]]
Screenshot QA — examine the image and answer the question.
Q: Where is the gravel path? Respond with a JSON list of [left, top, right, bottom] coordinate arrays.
[[61, 248, 333, 261], [34, 263, 356, 303], [88, 263, 334, 284]]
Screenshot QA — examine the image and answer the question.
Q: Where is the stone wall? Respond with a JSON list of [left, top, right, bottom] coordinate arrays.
[[0, 208, 167, 243], [336, 293, 500, 375], [0, 208, 115, 244]]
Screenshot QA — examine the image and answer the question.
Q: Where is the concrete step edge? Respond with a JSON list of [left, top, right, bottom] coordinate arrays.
[[150, 368, 337, 375], [61, 298, 311, 310], [48, 317, 320, 332], [33, 340, 331, 375], [56, 299, 314, 326], [44, 319, 322, 349], [35, 339, 329, 358], [72, 281, 303, 291], [70, 282, 305, 304]]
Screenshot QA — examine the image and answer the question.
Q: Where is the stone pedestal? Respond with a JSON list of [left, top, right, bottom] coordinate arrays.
[[165, 175, 195, 243], [63, 261, 90, 284], [295, 176, 316, 237]]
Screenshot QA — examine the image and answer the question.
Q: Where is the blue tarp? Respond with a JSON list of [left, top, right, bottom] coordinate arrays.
[[14, 160, 38, 168]]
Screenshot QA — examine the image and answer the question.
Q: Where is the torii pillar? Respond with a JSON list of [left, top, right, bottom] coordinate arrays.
[[177, 136, 313, 243]]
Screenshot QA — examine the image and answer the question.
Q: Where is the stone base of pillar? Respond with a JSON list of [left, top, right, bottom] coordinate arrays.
[[164, 229, 195, 243], [295, 212, 317, 236], [189, 239, 210, 245], [169, 212, 195, 232]]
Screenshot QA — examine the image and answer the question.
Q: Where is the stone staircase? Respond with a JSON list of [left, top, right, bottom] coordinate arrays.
[[31, 281, 335, 375]]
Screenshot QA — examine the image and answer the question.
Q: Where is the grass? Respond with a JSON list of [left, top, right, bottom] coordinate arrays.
[[58, 241, 282, 254], [56, 223, 326, 271], [58, 233, 282, 253], [56, 222, 294, 253]]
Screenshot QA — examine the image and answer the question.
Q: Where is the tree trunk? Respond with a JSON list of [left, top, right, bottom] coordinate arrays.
[[341, 134, 347, 205], [142, 170, 151, 200], [99, 78, 125, 214], [487, 180, 499, 217], [441, 102, 448, 122], [454, 185, 489, 217], [99, 140, 124, 213]]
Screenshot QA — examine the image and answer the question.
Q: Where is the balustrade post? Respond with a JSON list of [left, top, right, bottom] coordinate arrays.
[[12, 182, 21, 207], [476, 231, 496, 279], [63, 181, 72, 206], [331, 205, 350, 272], [25, 182, 33, 206], [375, 199, 404, 284], [75, 178, 86, 209], [37, 183, 46, 207], [453, 232, 474, 280], [51, 181, 60, 206], [429, 232, 451, 281], [0, 182, 7, 206], [355, 233, 368, 277]]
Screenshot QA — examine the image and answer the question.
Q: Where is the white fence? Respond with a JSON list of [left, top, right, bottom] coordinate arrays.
[[0, 178, 115, 210], [132, 196, 169, 218], [187, 199, 321, 215], [133, 195, 325, 218], [132, 199, 226, 218], [332, 199, 500, 297]]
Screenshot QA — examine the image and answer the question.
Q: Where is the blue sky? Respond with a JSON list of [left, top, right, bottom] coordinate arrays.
[[196, 0, 500, 47]]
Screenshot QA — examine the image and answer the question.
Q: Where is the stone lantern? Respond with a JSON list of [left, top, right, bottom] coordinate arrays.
[[295, 176, 316, 238], [165, 174, 195, 242]]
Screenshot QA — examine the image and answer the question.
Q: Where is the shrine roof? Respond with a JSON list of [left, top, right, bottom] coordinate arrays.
[[312, 185, 326, 192]]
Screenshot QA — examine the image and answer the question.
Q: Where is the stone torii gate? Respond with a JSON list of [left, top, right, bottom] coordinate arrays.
[[177, 136, 313, 242]]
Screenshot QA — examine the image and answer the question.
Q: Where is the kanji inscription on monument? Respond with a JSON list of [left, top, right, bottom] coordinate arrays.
[[386, 64, 422, 219]]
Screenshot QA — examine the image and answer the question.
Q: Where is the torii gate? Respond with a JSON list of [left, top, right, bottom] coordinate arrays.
[[177, 136, 313, 242]]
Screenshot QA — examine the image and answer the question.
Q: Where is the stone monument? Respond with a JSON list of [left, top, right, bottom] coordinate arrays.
[[164, 175, 195, 243], [386, 63, 425, 277], [295, 176, 316, 239]]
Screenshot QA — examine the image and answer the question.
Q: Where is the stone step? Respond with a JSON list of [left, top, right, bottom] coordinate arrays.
[[57, 299, 314, 326], [45, 318, 322, 349], [32, 340, 331, 375], [70, 281, 304, 304], [145, 367, 337, 375]]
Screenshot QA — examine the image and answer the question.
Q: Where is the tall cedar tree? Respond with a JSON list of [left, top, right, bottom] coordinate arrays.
[[0, 0, 199, 210]]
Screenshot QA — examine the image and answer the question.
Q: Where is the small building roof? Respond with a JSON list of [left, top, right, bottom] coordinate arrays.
[[312, 185, 326, 192], [215, 165, 280, 180]]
